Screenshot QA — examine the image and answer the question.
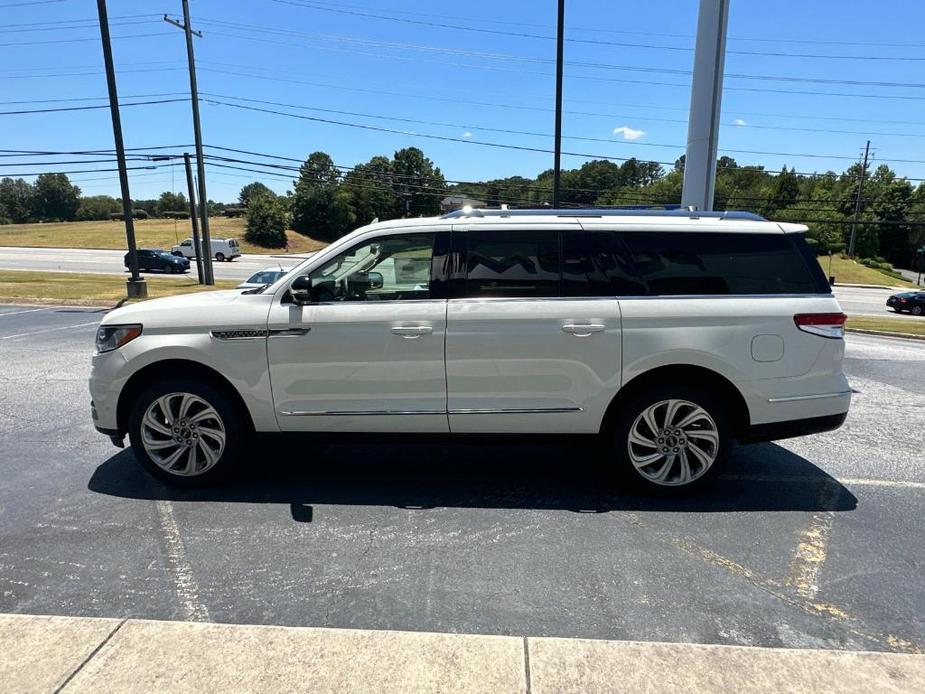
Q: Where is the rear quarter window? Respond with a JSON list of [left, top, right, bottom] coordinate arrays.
[[620, 231, 824, 295]]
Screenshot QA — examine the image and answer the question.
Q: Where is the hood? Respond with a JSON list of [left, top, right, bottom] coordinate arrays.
[[102, 289, 250, 327]]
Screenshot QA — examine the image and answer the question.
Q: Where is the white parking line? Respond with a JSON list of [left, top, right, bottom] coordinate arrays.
[[0, 320, 100, 340], [0, 307, 58, 318]]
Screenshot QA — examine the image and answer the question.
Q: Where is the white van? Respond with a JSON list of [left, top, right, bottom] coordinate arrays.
[[171, 237, 241, 262], [92, 209, 850, 492]]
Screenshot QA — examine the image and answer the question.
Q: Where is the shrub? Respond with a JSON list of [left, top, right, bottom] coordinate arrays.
[[162, 210, 190, 220], [244, 195, 288, 248], [223, 207, 246, 218]]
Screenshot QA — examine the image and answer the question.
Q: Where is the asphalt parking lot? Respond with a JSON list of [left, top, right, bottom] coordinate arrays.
[[0, 305, 923, 654]]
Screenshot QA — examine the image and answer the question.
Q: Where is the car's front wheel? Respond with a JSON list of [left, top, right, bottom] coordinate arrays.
[[128, 379, 246, 486], [609, 385, 730, 494]]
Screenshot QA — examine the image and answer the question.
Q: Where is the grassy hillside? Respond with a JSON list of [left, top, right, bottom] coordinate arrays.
[[817, 255, 915, 288], [0, 218, 326, 255]]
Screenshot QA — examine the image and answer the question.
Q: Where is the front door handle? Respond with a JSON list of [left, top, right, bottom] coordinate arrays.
[[562, 323, 605, 336], [391, 325, 433, 338]]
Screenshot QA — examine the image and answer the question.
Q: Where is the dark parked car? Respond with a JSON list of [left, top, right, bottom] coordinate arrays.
[[886, 290, 925, 316], [125, 249, 190, 274]]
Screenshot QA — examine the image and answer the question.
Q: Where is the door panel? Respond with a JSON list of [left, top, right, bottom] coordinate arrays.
[[267, 301, 448, 432], [445, 298, 621, 433], [266, 229, 450, 433]]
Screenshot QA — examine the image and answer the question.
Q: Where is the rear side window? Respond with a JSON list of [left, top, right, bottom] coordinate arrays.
[[464, 230, 560, 297], [621, 232, 822, 295], [562, 231, 646, 297]]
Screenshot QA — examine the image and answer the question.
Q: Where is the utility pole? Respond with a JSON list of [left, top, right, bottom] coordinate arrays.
[[552, 0, 565, 208], [165, 2, 213, 285], [681, 0, 730, 212], [848, 140, 871, 258], [96, 0, 146, 298], [183, 153, 204, 284]]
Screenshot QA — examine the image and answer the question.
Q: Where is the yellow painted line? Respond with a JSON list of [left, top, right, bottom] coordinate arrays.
[[786, 482, 841, 600]]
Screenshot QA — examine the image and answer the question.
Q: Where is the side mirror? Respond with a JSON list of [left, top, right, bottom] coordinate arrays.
[[290, 275, 313, 305], [367, 271, 384, 290]]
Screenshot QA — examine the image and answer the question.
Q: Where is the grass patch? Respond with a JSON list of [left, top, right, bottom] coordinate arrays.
[[0, 218, 326, 255], [847, 316, 925, 337], [817, 255, 915, 288], [0, 269, 238, 303]]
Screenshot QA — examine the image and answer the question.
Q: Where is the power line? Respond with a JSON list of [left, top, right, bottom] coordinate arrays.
[[0, 32, 173, 48], [273, 0, 925, 62], [0, 0, 67, 6], [0, 97, 188, 116], [197, 17, 925, 90], [0, 91, 189, 106], [270, 0, 925, 50]]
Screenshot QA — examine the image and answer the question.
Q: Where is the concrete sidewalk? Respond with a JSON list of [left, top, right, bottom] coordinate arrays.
[[2, 613, 923, 693]]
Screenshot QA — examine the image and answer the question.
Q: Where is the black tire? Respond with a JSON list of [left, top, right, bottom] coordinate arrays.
[[128, 378, 247, 486], [912, 305, 923, 316], [215, 252, 225, 262], [607, 383, 730, 495]]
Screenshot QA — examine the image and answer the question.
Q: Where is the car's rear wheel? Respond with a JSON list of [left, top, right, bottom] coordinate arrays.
[[912, 305, 923, 316], [215, 252, 225, 262], [609, 384, 730, 494], [128, 379, 245, 486]]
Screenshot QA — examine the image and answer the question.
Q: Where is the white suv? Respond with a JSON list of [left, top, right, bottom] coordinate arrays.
[[90, 209, 850, 492]]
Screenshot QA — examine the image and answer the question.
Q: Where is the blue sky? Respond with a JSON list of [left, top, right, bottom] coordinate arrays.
[[4, 0, 925, 202]]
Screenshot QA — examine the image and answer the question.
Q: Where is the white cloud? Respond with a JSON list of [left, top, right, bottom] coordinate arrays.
[[462, 131, 472, 138], [733, 118, 748, 126], [613, 125, 645, 140]]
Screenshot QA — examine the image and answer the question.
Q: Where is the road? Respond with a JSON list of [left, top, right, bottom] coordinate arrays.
[[0, 305, 923, 654], [0, 246, 307, 282], [0, 246, 920, 318]]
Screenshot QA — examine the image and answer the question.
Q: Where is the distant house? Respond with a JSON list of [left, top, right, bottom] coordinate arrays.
[[440, 195, 486, 213]]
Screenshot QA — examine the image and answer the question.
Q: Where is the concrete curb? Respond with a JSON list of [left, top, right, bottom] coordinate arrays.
[[2, 613, 923, 693], [834, 282, 909, 291], [846, 328, 925, 342]]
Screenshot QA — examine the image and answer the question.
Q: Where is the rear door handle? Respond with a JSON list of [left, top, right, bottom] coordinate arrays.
[[562, 323, 605, 336], [391, 325, 433, 338]]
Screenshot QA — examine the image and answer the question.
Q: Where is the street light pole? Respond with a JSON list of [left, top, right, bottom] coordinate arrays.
[[96, 0, 146, 298], [183, 153, 204, 284], [552, 0, 565, 208]]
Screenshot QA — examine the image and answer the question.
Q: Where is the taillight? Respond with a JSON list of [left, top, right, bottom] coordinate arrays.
[[794, 312, 846, 339], [900, 298, 908, 303]]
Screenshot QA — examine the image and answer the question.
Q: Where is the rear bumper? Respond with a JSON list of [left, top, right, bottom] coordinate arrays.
[[741, 412, 848, 443]]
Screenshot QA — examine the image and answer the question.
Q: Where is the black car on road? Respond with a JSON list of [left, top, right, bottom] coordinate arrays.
[[887, 290, 925, 316], [125, 249, 190, 274]]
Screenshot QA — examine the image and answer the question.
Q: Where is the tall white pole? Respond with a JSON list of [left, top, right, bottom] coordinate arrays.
[[681, 0, 730, 212]]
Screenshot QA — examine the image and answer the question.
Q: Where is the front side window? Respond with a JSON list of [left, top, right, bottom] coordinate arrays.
[[464, 230, 560, 298], [621, 232, 821, 295], [304, 233, 434, 302]]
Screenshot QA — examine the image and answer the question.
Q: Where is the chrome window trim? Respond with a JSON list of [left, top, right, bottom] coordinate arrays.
[[767, 391, 852, 403]]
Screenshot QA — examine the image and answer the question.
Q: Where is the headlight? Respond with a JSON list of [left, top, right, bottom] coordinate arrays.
[[95, 324, 142, 353]]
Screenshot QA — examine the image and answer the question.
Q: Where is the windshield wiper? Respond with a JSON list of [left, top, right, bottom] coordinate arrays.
[[241, 283, 270, 295]]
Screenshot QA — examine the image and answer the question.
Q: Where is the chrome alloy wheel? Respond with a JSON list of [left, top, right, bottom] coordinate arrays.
[[140, 392, 226, 476], [627, 399, 719, 487]]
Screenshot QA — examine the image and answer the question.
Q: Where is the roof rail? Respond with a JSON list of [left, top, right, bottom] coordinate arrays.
[[441, 206, 766, 221]]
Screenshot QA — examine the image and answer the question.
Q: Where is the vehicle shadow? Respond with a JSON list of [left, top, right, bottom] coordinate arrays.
[[88, 436, 857, 515]]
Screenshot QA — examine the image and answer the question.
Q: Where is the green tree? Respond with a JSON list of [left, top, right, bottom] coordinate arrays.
[[245, 194, 289, 248], [30, 173, 80, 221], [343, 155, 399, 223], [0, 177, 33, 223], [291, 151, 348, 240], [156, 191, 188, 217], [76, 195, 120, 221], [239, 182, 275, 207], [390, 147, 445, 216]]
